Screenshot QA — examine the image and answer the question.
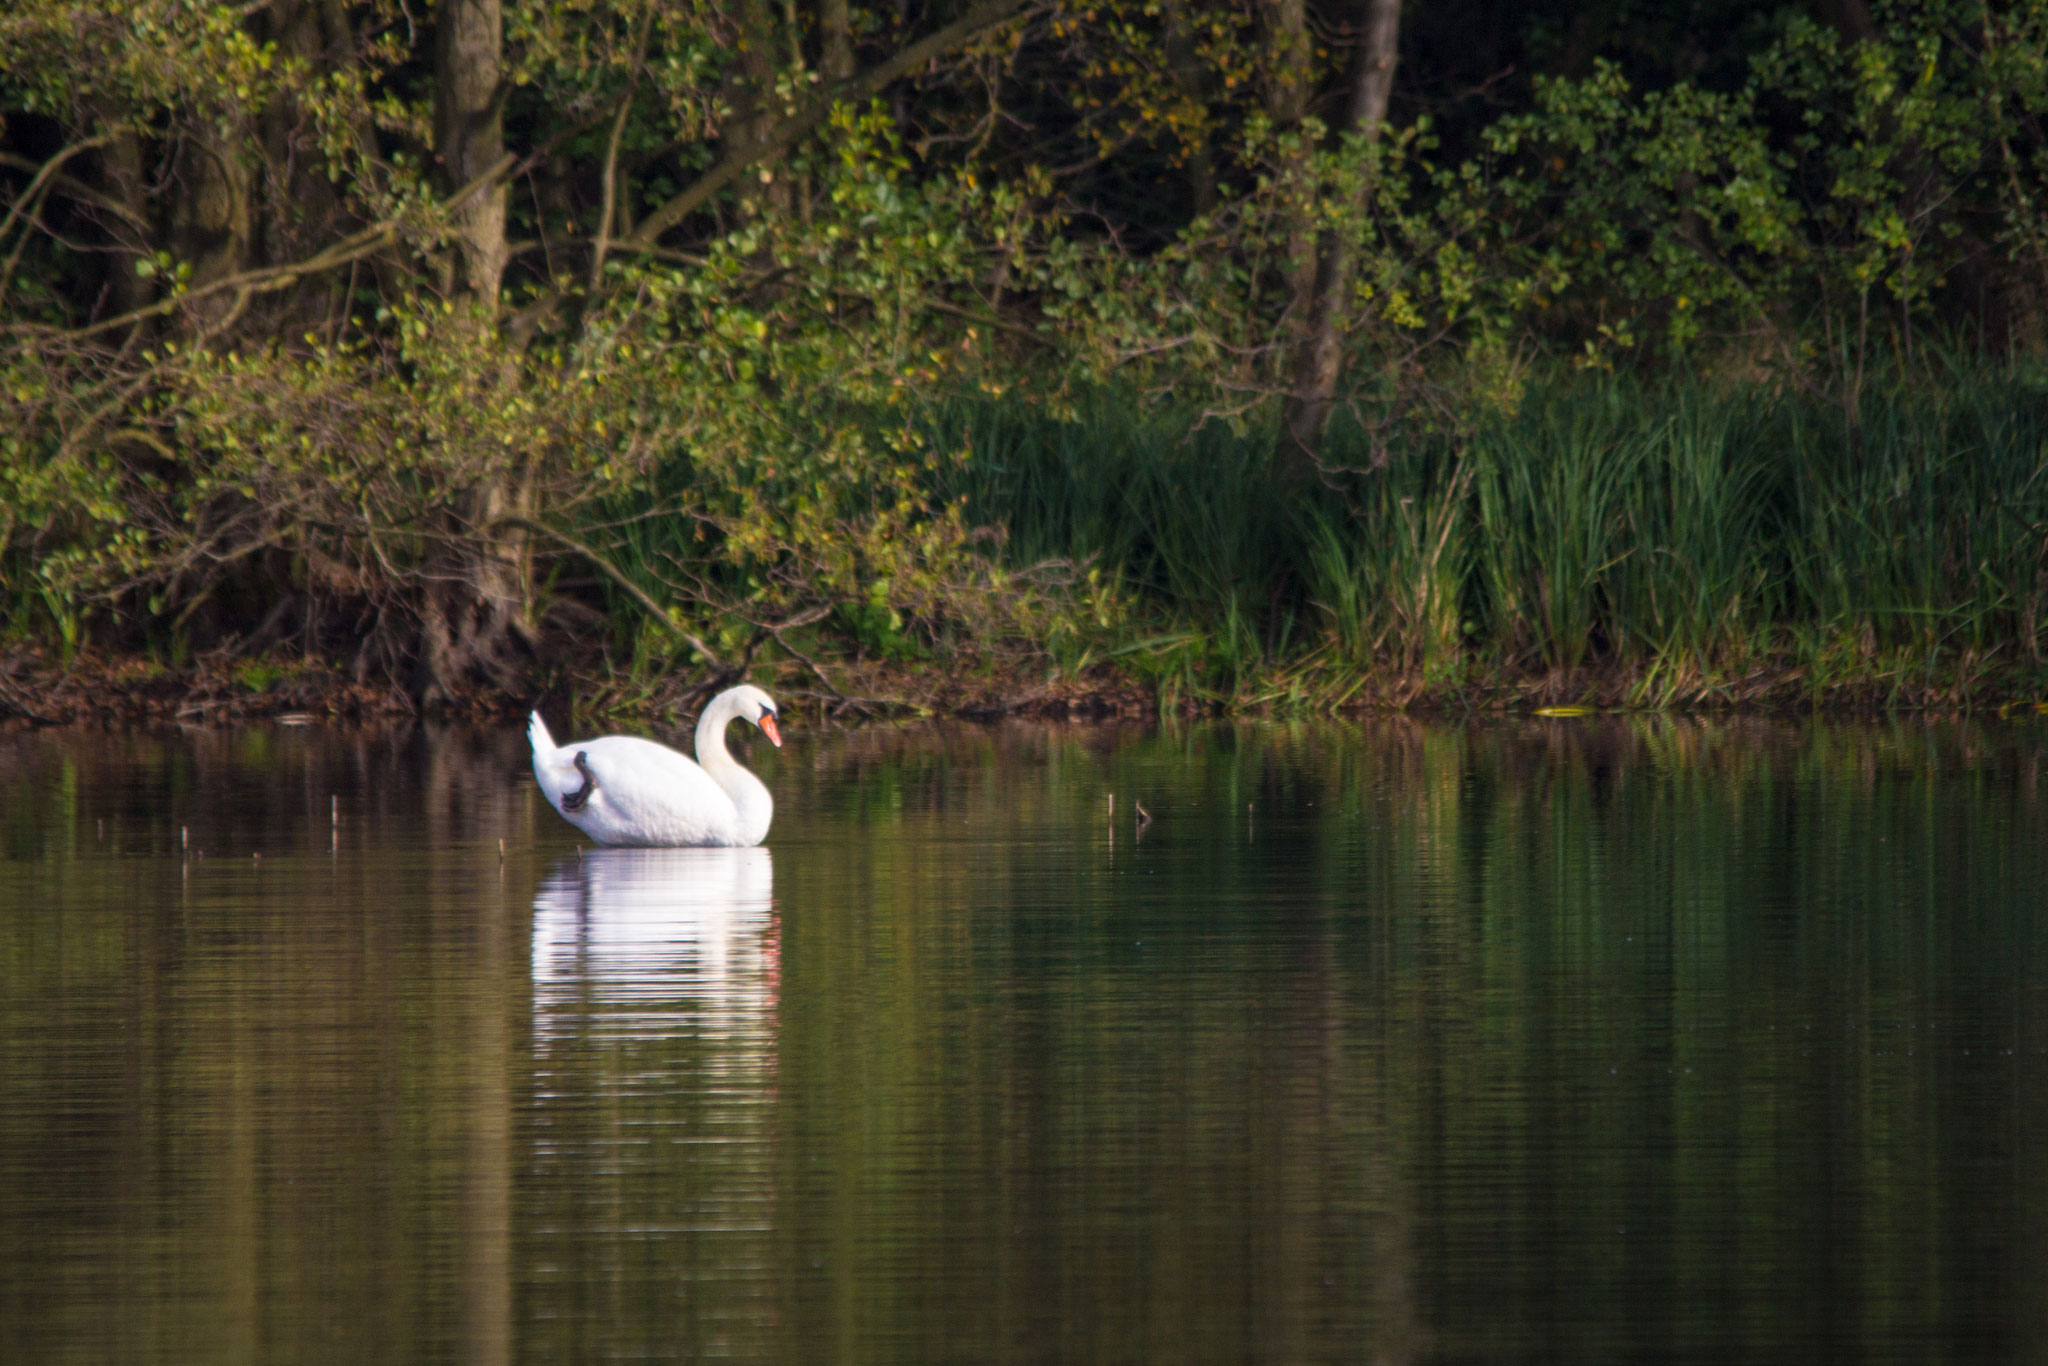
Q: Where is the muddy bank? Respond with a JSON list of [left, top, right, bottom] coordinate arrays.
[[3, 644, 2043, 729], [0, 646, 1158, 729]]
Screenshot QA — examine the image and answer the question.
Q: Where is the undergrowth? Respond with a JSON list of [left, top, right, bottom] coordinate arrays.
[[923, 358, 2048, 711], [9, 358, 2047, 717]]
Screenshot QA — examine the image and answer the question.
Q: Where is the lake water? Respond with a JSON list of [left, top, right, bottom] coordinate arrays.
[[2, 715, 2046, 1363]]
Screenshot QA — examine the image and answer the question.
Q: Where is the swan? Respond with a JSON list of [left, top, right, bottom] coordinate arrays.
[[527, 685, 782, 847]]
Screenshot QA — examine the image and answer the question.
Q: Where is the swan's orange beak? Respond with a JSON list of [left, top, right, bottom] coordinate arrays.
[[759, 713, 782, 747]]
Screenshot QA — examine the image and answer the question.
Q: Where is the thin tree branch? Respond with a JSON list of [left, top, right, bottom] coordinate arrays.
[[0, 136, 111, 250], [765, 604, 844, 697], [489, 514, 725, 668], [590, 9, 655, 294], [50, 285, 254, 467], [0, 137, 116, 311], [10, 152, 518, 342], [625, 0, 1035, 248]]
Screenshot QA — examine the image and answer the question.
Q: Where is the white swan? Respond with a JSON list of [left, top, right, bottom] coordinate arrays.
[[528, 685, 782, 847]]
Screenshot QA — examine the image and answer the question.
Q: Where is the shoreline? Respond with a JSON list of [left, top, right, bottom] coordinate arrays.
[[5, 645, 2044, 729]]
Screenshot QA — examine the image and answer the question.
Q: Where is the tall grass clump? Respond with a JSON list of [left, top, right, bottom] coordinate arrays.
[[1299, 418, 1471, 684], [1600, 385, 1779, 682], [1468, 385, 1652, 672], [939, 392, 1287, 607], [1783, 357, 2048, 685], [935, 358, 2048, 709], [934, 392, 1305, 698]]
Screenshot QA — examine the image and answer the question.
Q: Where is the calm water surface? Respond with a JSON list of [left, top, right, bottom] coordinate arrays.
[[3, 716, 2046, 1363]]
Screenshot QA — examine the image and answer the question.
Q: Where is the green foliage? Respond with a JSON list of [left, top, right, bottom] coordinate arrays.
[[5, 0, 2048, 706], [570, 107, 1057, 663], [1033, 112, 1456, 408], [234, 657, 284, 692], [1465, 4, 2048, 376]]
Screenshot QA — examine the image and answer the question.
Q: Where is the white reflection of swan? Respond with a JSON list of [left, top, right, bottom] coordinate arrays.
[[531, 847, 777, 1046], [527, 849, 782, 1355]]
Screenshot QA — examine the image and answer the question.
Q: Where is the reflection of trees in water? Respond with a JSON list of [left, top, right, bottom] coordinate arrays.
[[5, 718, 2048, 1361], [763, 715, 2048, 1361], [524, 847, 781, 1361], [0, 720, 542, 861], [0, 721, 537, 1364]]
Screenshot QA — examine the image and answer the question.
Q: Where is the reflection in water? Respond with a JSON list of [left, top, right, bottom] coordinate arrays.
[[525, 847, 781, 1361], [0, 722, 533, 1366], [531, 847, 777, 1043], [4, 718, 2048, 1362]]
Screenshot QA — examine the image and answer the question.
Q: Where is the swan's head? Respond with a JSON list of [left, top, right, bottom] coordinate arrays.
[[728, 684, 782, 747]]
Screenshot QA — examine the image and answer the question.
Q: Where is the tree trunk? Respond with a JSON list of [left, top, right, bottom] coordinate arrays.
[[1814, 0, 1876, 46], [170, 129, 252, 322], [820, 0, 856, 82], [1281, 0, 1401, 473], [434, 0, 509, 300], [93, 124, 150, 319], [257, 0, 351, 326], [1264, 0, 1316, 334], [421, 0, 529, 705], [1162, 0, 1218, 216], [728, 6, 794, 220], [1263, 0, 1312, 126]]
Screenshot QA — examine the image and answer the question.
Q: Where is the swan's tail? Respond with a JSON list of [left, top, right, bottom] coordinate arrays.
[[527, 710, 558, 757]]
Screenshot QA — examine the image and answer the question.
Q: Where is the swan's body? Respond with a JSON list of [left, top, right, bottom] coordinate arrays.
[[528, 685, 781, 847]]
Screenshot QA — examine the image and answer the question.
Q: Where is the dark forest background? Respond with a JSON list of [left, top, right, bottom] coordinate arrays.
[[5, 0, 2048, 714]]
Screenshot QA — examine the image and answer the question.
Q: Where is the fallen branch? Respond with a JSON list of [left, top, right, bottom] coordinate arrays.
[[0, 668, 62, 725]]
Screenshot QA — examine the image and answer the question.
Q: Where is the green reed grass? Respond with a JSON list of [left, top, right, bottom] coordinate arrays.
[[1784, 357, 2048, 671], [1298, 426, 1470, 680], [938, 394, 1288, 612], [1468, 386, 1652, 671], [933, 359, 2048, 706], [566, 362, 2047, 707], [936, 393, 1307, 698], [1603, 386, 1778, 670]]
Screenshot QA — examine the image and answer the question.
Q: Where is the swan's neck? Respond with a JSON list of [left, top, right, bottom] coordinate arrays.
[[695, 695, 772, 844]]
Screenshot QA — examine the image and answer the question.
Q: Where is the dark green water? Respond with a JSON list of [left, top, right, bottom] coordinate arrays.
[[2, 716, 2046, 1363]]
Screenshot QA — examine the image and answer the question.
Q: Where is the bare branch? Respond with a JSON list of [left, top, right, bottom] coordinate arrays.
[[0, 136, 115, 310], [0, 136, 111, 249]]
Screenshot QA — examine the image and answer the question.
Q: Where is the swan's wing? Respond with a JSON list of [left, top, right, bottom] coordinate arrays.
[[531, 733, 582, 810], [571, 735, 744, 846]]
